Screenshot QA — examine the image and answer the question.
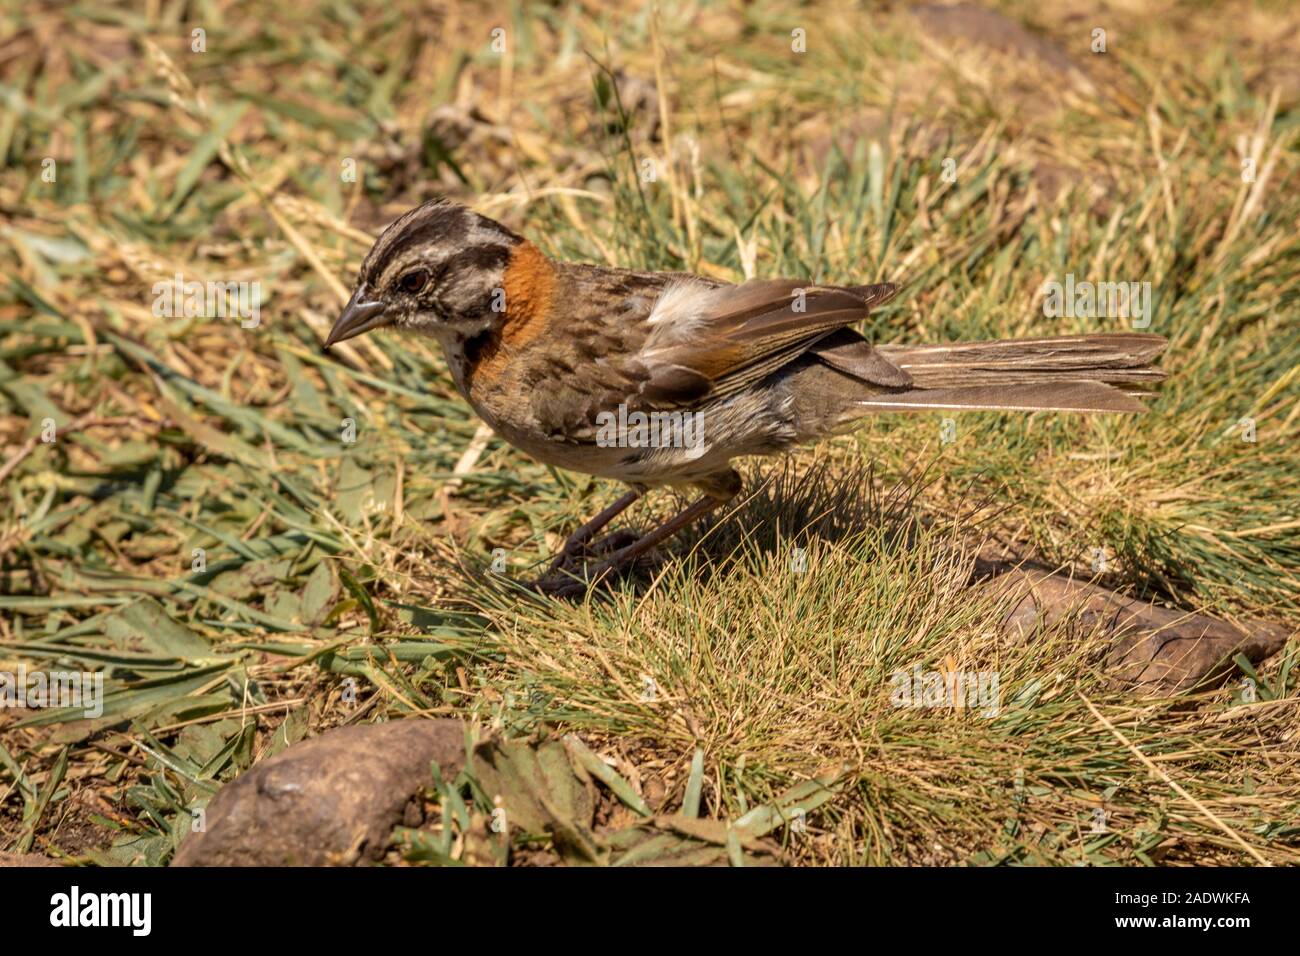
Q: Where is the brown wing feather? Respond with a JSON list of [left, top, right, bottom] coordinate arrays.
[[645, 280, 904, 402], [810, 328, 914, 388]]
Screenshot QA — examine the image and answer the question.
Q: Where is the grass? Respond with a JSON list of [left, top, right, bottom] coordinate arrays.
[[1, 0, 1297, 866]]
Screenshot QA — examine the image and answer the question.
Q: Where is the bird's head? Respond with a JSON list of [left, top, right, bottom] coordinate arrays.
[[324, 199, 521, 349]]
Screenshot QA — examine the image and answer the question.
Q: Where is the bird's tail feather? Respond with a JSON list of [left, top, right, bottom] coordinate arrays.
[[864, 333, 1166, 413]]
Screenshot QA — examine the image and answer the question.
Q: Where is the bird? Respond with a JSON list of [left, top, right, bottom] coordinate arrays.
[[324, 198, 1166, 594]]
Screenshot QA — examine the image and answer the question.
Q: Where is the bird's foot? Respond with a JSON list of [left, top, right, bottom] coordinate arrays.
[[532, 496, 724, 598], [534, 531, 646, 596], [544, 492, 643, 574], [546, 528, 640, 574]]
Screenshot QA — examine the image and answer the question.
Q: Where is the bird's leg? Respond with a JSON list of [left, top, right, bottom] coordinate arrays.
[[537, 493, 727, 597], [548, 489, 642, 572]]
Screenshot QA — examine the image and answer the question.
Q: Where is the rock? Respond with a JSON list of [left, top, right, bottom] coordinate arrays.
[[981, 569, 1291, 693], [0, 851, 60, 867], [171, 719, 466, 866]]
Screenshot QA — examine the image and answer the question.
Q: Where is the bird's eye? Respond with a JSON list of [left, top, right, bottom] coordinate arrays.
[[398, 270, 428, 294]]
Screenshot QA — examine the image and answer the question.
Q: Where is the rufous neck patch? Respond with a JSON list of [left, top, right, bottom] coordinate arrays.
[[500, 240, 557, 349], [464, 240, 557, 398]]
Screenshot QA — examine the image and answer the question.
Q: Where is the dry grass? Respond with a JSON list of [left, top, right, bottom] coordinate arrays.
[[1, 0, 1297, 866]]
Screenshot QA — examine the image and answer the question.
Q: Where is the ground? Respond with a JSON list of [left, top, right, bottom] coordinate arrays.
[[0, 0, 1297, 866]]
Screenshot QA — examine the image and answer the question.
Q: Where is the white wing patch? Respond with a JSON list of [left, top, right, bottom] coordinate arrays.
[[643, 280, 729, 353]]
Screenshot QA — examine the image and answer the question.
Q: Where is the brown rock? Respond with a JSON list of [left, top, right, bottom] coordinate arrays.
[[982, 569, 1291, 693], [171, 719, 467, 867], [0, 852, 60, 867]]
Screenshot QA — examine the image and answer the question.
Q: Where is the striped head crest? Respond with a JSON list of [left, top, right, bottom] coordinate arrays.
[[325, 199, 523, 348]]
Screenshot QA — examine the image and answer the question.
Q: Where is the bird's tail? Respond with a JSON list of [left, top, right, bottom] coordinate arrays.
[[862, 333, 1167, 413]]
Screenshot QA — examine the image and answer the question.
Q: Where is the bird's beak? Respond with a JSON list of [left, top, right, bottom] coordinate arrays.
[[324, 287, 390, 349]]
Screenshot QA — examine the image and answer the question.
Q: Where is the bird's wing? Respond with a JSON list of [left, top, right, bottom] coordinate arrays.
[[631, 278, 908, 407]]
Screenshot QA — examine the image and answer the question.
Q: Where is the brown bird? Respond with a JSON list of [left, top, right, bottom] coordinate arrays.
[[325, 199, 1166, 593]]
